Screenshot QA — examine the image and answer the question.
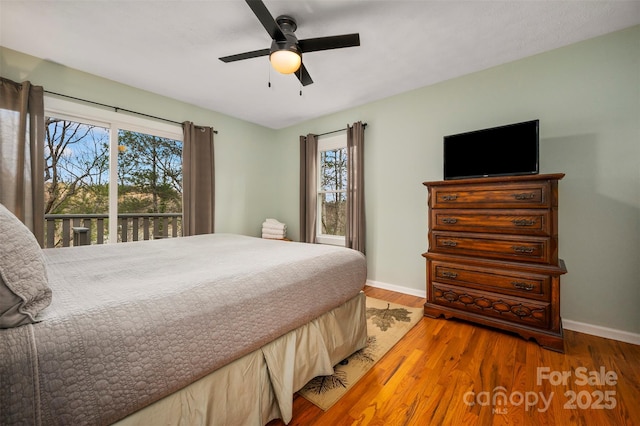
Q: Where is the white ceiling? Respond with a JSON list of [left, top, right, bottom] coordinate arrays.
[[1, 1, 638, 129]]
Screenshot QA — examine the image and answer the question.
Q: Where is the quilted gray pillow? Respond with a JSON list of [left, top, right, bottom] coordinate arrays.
[[0, 203, 51, 328]]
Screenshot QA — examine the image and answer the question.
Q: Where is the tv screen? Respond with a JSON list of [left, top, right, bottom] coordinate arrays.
[[443, 120, 539, 180]]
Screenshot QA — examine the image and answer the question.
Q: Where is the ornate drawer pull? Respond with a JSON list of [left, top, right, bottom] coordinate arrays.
[[442, 217, 458, 224], [513, 192, 536, 200], [441, 240, 458, 247], [512, 246, 535, 254], [442, 271, 458, 279], [513, 219, 536, 226], [512, 281, 535, 291], [442, 194, 458, 201]]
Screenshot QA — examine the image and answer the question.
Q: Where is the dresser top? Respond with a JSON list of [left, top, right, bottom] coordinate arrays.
[[423, 173, 565, 187]]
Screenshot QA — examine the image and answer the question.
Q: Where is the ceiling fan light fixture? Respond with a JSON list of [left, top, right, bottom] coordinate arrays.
[[270, 49, 301, 74], [219, 2, 359, 86]]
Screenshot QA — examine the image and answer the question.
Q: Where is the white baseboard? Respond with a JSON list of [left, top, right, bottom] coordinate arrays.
[[562, 319, 640, 346], [367, 280, 427, 299], [366, 279, 640, 346], [366, 279, 426, 299]]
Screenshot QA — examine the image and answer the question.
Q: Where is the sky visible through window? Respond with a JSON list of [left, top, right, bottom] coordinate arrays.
[[320, 147, 347, 236], [45, 117, 182, 215]]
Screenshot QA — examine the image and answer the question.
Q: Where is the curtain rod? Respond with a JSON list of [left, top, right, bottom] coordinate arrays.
[[316, 122, 367, 137], [44, 90, 218, 134]]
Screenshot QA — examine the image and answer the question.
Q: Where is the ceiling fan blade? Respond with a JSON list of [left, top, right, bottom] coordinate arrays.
[[245, 0, 286, 42], [219, 48, 270, 63], [298, 33, 360, 53], [296, 63, 313, 86]]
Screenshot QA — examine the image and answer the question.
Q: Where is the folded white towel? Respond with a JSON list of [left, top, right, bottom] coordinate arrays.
[[262, 231, 286, 239], [262, 222, 287, 232], [262, 218, 286, 239], [262, 226, 287, 234]]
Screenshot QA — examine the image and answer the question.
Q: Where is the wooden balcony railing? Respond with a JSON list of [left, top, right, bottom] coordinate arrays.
[[44, 213, 182, 248]]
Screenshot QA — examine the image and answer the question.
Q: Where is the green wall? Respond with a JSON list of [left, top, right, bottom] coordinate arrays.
[[0, 46, 280, 237], [274, 26, 640, 335], [2, 25, 638, 336]]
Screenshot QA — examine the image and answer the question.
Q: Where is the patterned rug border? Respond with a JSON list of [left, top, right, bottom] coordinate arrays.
[[298, 297, 423, 411]]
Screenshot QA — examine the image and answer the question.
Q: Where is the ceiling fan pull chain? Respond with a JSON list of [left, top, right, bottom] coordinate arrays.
[[299, 68, 302, 96], [268, 63, 272, 88]]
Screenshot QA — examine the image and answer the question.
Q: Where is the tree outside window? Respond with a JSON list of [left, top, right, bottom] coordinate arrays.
[[319, 147, 347, 236], [117, 130, 182, 215], [45, 118, 110, 216], [317, 131, 348, 245], [44, 117, 183, 246]]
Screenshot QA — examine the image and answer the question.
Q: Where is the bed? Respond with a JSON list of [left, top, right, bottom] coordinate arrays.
[[0, 204, 368, 426]]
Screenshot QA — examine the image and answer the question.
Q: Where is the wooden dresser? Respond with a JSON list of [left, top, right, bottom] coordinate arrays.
[[422, 173, 567, 352]]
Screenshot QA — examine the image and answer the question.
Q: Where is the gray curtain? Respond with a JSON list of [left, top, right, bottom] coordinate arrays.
[[346, 121, 366, 253], [0, 77, 45, 246], [299, 133, 317, 243], [182, 122, 215, 236]]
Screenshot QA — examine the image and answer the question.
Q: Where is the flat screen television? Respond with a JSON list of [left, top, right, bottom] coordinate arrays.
[[443, 120, 539, 180]]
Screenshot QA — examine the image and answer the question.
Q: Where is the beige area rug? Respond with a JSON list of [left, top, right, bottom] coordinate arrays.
[[298, 297, 423, 411]]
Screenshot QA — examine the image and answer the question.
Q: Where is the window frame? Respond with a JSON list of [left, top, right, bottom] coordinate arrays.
[[44, 95, 183, 243], [316, 132, 347, 246]]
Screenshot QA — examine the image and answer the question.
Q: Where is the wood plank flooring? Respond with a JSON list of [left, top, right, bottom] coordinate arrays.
[[268, 286, 640, 426]]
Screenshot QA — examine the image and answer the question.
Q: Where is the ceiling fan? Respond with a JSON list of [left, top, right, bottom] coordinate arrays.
[[219, 0, 360, 86]]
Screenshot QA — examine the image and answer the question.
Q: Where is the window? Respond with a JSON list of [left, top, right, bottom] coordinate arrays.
[[117, 130, 183, 240], [45, 118, 110, 215], [44, 116, 111, 247], [317, 133, 347, 245], [44, 96, 183, 247]]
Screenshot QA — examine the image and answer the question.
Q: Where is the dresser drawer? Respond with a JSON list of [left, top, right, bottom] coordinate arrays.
[[431, 231, 552, 263], [431, 282, 551, 329], [431, 260, 551, 301], [430, 181, 551, 209], [431, 209, 550, 236]]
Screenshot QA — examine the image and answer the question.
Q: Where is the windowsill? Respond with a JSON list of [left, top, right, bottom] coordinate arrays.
[[316, 234, 346, 246]]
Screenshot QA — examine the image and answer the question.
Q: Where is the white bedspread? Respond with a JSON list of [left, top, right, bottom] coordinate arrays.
[[0, 234, 367, 425]]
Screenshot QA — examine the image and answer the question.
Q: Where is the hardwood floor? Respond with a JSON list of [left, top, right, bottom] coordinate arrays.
[[269, 286, 640, 426]]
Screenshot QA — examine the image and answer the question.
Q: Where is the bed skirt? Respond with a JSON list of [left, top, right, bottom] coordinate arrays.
[[114, 291, 367, 426]]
